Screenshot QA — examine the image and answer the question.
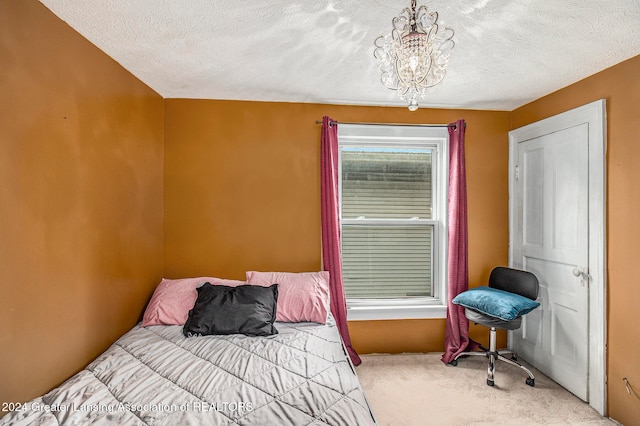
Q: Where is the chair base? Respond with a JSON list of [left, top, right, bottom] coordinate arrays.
[[451, 326, 535, 387]]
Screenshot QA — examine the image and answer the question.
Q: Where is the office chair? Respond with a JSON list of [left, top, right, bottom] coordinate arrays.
[[450, 266, 540, 387]]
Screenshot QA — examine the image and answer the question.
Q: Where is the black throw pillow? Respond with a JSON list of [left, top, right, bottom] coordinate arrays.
[[183, 283, 278, 337]]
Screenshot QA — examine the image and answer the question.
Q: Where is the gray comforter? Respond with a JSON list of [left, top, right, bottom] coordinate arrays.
[[2, 315, 376, 425]]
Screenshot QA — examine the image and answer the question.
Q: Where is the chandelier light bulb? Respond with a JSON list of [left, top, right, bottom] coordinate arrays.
[[373, 0, 455, 111]]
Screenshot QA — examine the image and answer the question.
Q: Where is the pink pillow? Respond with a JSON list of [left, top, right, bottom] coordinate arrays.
[[246, 271, 330, 324], [141, 277, 245, 326]]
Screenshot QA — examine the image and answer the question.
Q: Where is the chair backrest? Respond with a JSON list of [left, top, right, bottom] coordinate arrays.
[[489, 267, 539, 300]]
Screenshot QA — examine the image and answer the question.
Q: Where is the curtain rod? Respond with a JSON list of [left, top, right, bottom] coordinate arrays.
[[315, 120, 456, 128]]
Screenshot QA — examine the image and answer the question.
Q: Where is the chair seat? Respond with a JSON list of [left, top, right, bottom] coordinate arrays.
[[465, 308, 522, 330]]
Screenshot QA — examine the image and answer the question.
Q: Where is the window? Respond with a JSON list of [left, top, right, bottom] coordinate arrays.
[[338, 124, 448, 320]]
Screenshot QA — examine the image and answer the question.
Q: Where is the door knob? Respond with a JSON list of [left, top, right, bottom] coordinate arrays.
[[572, 268, 582, 277]]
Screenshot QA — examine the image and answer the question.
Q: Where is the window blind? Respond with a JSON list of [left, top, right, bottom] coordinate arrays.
[[341, 149, 433, 299], [342, 224, 433, 298]]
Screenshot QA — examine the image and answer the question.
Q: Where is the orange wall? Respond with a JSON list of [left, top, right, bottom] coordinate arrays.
[[164, 100, 511, 352], [511, 55, 640, 425], [0, 0, 164, 406]]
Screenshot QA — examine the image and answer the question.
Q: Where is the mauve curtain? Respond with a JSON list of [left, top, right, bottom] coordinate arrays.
[[441, 119, 477, 364], [320, 116, 361, 366]]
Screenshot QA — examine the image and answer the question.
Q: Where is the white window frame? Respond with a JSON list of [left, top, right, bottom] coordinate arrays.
[[338, 124, 449, 320]]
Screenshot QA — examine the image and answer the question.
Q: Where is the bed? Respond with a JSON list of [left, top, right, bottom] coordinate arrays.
[[1, 273, 377, 425]]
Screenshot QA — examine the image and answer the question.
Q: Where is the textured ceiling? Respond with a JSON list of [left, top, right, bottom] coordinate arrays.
[[39, 0, 640, 110]]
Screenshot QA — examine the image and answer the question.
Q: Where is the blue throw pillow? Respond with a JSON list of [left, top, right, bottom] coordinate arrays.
[[452, 286, 540, 321]]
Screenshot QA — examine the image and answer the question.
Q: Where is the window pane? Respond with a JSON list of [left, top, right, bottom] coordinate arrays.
[[342, 224, 433, 298], [341, 148, 432, 219]]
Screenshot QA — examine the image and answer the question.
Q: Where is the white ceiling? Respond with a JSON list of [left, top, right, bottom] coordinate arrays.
[[39, 0, 640, 111]]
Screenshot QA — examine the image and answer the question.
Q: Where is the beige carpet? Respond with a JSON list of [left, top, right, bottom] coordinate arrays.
[[356, 353, 618, 426]]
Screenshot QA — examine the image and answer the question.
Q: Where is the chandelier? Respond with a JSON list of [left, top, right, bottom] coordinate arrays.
[[374, 0, 455, 111]]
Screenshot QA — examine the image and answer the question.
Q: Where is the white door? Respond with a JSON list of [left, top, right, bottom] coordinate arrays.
[[512, 125, 589, 399], [509, 100, 606, 414]]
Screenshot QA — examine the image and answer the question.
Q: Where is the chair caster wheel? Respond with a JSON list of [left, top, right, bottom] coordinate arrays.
[[526, 377, 535, 387], [450, 359, 458, 366], [487, 379, 494, 387]]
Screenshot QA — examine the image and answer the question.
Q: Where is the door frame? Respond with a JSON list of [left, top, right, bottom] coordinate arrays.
[[508, 99, 607, 415]]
